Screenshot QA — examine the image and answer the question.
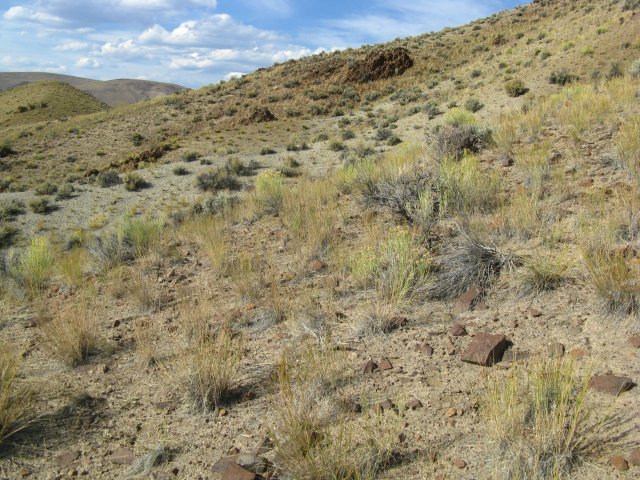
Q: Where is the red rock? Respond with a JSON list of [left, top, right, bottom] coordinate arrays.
[[212, 456, 238, 473], [19, 468, 31, 477], [377, 399, 395, 413], [445, 337, 456, 355], [590, 375, 634, 395], [580, 178, 594, 187], [108, 447, 134, 465], [461, 333, 507, 366], [453, 458, 467, 469], [310, 259, 327, 271], [547, 341, 565, 358], [221, 463, 257, 480], [528, 308, 542, 317], [378, 359, 393, 370], [406, 398, 423, 410], [445, 407, 457, 417], [449, 324, 467, 337], [629, 336, 640, 348], [452, 286, 480, 314], [629, 447, 640, 466], [418, 342, 433, 356], [569, 347, 590, 358], [361, 359, 378, 374], [610, 455, 629, 471], [55, 450, 80, 468]]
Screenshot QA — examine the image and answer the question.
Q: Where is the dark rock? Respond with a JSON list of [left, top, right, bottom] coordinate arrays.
[[590, 375, 634, 396], [461, 333, 507, 366], [610, 455, 629, 471], [453, 458, 467, 469], [406, 398, 423, 410], [452, 286, 480, 315], [361, 359, 378, 374], [212, 456, 238, 473], [502, 349, 530, 362], [376, 399, 395, 413], [445, 337, 456, 355], [344, 47, 414, 83], [629, 447, 640, 466], [221, 464, 257, 480], [418, 342, 433, 356], [449, 324, 467, 337], [547, 341, 565, 358], [629, 336, 640, 348]]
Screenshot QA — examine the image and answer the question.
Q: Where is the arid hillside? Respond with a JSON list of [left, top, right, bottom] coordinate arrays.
[[1, 0, 640, 479]]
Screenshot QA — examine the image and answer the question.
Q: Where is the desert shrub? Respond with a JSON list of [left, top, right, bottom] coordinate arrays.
[[200, 193, 239, 216], [34, 182, 57, 196], [123, 172, 147, 191], [549, 70, 578, 85], [606, 63, 624, 80], [0, 143, 15, 158], [428, 227, 518, 300], [329, 140, 345, 152], [464, 98, 484, 113], [484, 358, 606, 479], [0, 346, 33, 446], [623, 0, 640, 11], [55, 183, 74, 200], [88, 233, 134, 272], [226, 157, 258, 176], [96, 170, 121, 187], [119, 215, 162, 257], [0, 224, 18, 248], [629, 58, 640, 77], [430, 124, 493, 161], [173, 165, 190, 176], [28, 197, 53, 214], [43, 304, 100, 367], [181, 326, 242, 412], [505, 79, 528, 97], [196, 168, 240, 192], [519, 252, 571, 295], [470, 69, 482, 78], [260, 147, 277, 155], [182, 151, 200, 162], [423, 101, 441, 119], [253, 170, 284, 214], [0, 200, 25, 221], [5, 237, 54, 292]]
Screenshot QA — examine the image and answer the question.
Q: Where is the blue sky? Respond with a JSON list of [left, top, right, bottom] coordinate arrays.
[[0, 0, 527, 87]]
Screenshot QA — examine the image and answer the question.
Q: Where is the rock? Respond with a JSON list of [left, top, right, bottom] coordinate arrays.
[[445, 407, 457, 417], [236, 453, 268, 474], [590, 375, 634, 395], [212, 456, 237, 473], [445, 337, 456, 355], [19, 468, 31, 477], [502, 349, 530, 362], [361, 359, 378, 374], [252, 436, 274, 456], [461, 333, 508, 366], [221, 464, 257, 480], [569, 347, 590, 358], [418, 342, 433, 356], [499, 154, 514, 167], [377, 399, 395, 413], [310, 259, 327, 271], [629, 336, 640, 348], [452, 286, 480, 315], [547, 150, 562, 163], [378, 359, 393, 370], [610, 455, 629, 471], [528, 308, 542, 317], [453, 458, 467, 469], [628, 447, 640, 466], [449, 324, 467, 337], [406, 398, 423, 410], [580, 178, 594, 188], [244, 106, 277, 124], [344, 47, 414, 83], [55, 450, 81, 468], [547, 341, 565, 358], [108, 447, 134, 465]]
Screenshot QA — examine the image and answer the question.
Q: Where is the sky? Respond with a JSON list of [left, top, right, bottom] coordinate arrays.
[[0, 0, 528, 88]]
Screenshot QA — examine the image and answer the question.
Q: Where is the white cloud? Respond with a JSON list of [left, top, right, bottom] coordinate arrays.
[[76, 57, 101, 68], [3, 5, 65, 24], [55, 40, 90, 51], [224, 71, 245, 80]]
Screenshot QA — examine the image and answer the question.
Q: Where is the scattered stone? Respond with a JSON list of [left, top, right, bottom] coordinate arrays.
[[590, 375, 634, 396], [406, 398, 423, 410], [445, 407, 457, 417], [452, 286, 480, 315], [19, 468, 31, 477], [108, 447, 135, 465], [350, 402, 362, 413], [580, 178, 594, 188], [628, 447, 640, 467], [418, 342, 433, 356], [445, 338, 456, 355], [361, 359, 378, 374], [502, 349, 530, 362], [528, 308, 542, 317], [508, 319, 518, 329], [377, 399, 395, 413], [499, 154, 514, 167], [212, 456, 237, 473], [461, 332, 507, 366], [547, 342, 565, 358], [569, 347, 590, 358], [252, 436, 274, 456], [378, 358, 393, 370], [629, 336, 640, 348], [449, 324, 467, 337], [55, 451, 81, 468], [610, 455, 629, 472], [310, 259, 327, 271], [344, 47, 414, 83], [453, 458, 467, 469], [236, 453, 269, 475], [221, 463, 256, 480]]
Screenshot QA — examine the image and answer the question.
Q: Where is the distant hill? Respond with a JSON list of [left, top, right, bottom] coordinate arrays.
[[0, 81, 108, 127], [0, 72, 187, 107]]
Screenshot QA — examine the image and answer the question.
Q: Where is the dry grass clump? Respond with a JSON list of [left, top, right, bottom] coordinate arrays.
[[252, 170, 284, 215], [180, 326, 242, 413], [430, 110, 493, 161], [616, 116, 640, 179], [429, 226, 519, 300], [177, 215, 231, 275], [518, 251, 572, 295], [484, 358, 606, 479], [56, 247, 86, 288], [42, 304, 100, 367], [0, 345, 33, 447], [271, 345, 399, 480], [118, 215, 163, 258], [2, 236, 54, 294]]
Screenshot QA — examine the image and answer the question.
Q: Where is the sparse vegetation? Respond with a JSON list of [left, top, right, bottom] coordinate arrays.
[[196, 168, 240, 192], [0, 345, 33, 446], [42, 304, 100, 367], [96, 170, 121, 187], [505, 79, 528, 97]]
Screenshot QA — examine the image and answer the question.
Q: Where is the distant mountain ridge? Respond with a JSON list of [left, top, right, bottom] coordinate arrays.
[[0, 72, 187, 107]]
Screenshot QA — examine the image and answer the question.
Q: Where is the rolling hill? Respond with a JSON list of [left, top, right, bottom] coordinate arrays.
[[0, 72, 187, 107]]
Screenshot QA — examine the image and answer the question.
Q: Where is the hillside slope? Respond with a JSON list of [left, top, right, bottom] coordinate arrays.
[[0, 72, 187, 107], [0, 81, 108, 127]]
